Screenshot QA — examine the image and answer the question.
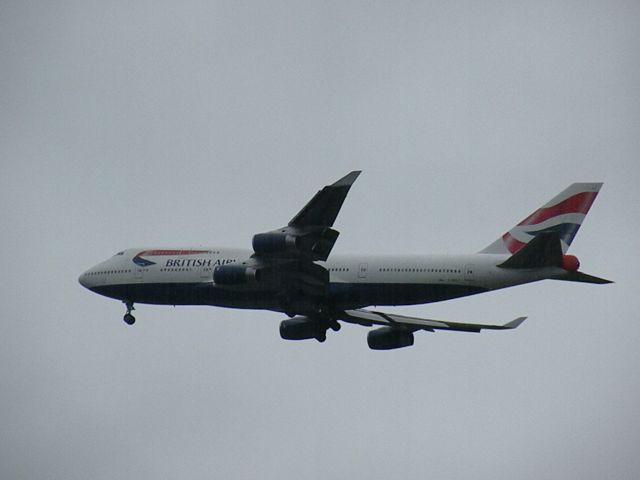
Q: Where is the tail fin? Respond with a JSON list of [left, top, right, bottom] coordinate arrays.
[[480, 183, 603, 254]]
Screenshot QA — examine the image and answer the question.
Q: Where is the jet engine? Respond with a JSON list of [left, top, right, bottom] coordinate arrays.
[[213, 265, 261, 285], [367, 326, 414, 350], [279, 317, 322, 340], [252, 228, 339, 261], [252, 232, 300, 255]]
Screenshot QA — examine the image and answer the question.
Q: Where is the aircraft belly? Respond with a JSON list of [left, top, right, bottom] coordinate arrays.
[[329, 282, 488, 309], [92, 280, 488, 311], [90, 282, 279, 310]]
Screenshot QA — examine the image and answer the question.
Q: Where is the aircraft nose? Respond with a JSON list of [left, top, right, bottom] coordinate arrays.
[[78, 270, 91, 289]]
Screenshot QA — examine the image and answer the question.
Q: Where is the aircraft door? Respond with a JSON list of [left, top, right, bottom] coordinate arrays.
[[358, 263, 368, 279], [134, 267, 144, 282], [200, 267, 211, 280], [464, 264, 475, 282]]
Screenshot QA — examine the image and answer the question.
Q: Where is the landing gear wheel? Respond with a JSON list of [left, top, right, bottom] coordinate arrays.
[[123, 301, 135, 325], [123, 313, 136, 325], [315, 332, 326, 343]]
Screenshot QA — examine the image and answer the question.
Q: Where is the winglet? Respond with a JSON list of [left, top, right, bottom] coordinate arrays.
[[502, 316, 527, 329], [331, 170, 361, 187], [288, 171, 362, 228]]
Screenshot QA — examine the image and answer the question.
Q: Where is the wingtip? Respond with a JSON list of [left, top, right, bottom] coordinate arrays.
[[332, 170, 362, 187], [504, 316, 527, 329]]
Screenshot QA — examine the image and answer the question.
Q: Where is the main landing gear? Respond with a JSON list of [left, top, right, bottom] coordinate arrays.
[[310, 304, 342, 343], [314, 319, 341, 343], [123, 301, 135, 325]]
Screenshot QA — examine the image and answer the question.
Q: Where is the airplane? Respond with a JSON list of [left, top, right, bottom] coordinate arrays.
[[78, 171, 612, 350]]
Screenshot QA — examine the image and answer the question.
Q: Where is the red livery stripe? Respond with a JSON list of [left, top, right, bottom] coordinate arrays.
[[518, 191, 598, 227], [502, 232, 526, 254], [137, 249, 209, 257]]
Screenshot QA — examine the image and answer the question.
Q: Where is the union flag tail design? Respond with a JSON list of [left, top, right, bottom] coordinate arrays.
[[480, 183, 603, 255]]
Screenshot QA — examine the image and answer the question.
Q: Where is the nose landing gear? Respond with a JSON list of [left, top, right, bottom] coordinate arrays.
[[123, 301, 135, 325]]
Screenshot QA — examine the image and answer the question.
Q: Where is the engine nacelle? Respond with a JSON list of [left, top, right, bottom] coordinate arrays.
[[252, 232, 299, 255], [367, 326, 414, 350], [252, 228, 339, 261], [280, 317, 321, 340], [213, 265, 261, 285]]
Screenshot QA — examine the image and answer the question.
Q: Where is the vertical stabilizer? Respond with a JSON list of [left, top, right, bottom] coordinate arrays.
[[480, 183, 603, 254]]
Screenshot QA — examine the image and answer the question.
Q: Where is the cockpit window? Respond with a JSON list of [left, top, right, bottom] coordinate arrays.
[[114, 251, 125, 256]]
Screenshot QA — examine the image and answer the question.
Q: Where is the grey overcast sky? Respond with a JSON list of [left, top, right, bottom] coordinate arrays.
[[2, 1, 639, 479]]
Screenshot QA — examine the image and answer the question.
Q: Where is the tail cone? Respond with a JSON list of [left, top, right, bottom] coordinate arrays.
[[562, 255, 580, 272]]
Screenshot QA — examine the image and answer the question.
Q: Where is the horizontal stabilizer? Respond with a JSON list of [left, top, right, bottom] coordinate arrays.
[[552, 271, 613, 284], [497, 232, 562, 269], [338, 309, 526, 333]]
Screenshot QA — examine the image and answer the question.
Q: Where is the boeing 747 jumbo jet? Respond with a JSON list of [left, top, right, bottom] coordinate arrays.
[[79, 171, 611, 350]]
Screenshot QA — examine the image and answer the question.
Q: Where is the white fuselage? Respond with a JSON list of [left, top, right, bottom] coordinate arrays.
[[77, 176, 609, 349], [79, 247, 561, 312]]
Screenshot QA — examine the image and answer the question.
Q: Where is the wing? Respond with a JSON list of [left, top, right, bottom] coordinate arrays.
[[213, 171, 361, 306], [338, 309, 527, 333], [288, 170, 361, 228], [249, 170, 361, 261]]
